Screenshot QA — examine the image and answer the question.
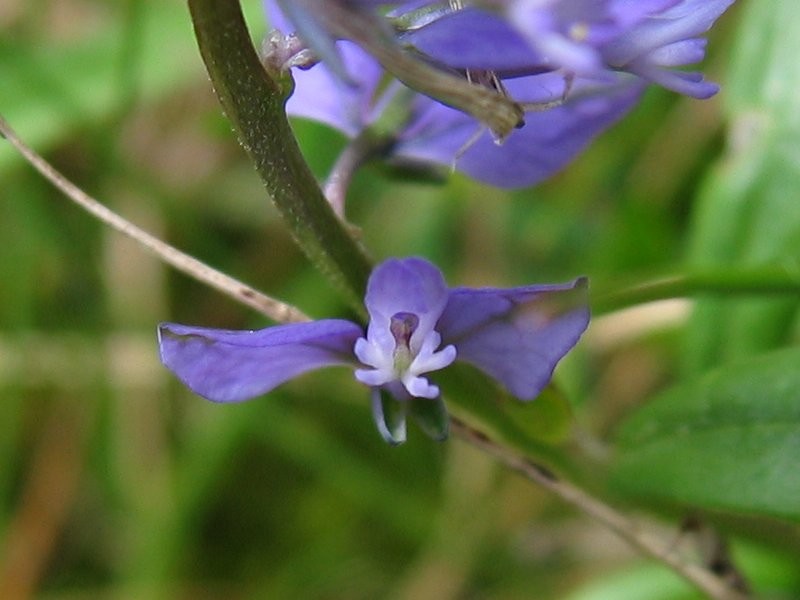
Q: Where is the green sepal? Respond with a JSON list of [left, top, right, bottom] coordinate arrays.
[[372, 389, 407, 446], [409, 396, 449, 442]]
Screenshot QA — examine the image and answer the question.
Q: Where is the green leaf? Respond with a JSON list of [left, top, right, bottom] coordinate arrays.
[[611, 347, 800, 522], [683, 2, 800, 373], [502, 384, 574, 445]]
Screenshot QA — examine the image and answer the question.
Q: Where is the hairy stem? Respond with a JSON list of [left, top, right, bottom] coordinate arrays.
[[188, 0, 372, 315]]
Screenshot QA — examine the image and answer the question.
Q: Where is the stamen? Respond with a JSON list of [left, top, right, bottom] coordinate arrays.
[[569, 22, 590, 43], [389, 312, 419, 377], [390, 312, 419, 349]]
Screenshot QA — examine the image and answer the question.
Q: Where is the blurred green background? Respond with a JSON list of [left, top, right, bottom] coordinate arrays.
[[1, 0, 798, 598]]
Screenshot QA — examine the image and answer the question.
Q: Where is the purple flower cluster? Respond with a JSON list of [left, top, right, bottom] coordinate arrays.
[[160, 258, 589, 444], [157, 2, 734, 445], [267, 0, 734, 188]]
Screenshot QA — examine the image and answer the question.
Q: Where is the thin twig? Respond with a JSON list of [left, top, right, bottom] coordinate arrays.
[[0, 114, 309, 324], [450, 418, 750, 600]]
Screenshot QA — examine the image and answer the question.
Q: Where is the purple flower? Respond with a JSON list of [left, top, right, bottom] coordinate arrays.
[[159, 258, 589, 444], [269, 0, 734, 98], [277, 37, 643, 188], [265, 0, 733, 188], [599, 0, 737, 98], [398, 0, 675, 76], [391, 73, 643, 188], [389, 0, 735, 98]]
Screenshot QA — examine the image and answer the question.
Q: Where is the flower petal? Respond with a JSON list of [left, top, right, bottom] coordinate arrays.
[[395, 75, 644, 188], [402, 374, 440, 399], [437, 278, 589, 400], [400, 8, 544, 72], [362, 257, 450, 352], [158, 320, 362, 403], [601, 0, 735, 66], [284, 42, 385, 136]]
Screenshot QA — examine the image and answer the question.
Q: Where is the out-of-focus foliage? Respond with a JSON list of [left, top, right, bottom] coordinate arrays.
[[612, 347, 800, 521], [0, 1, 798, 599], [683, 0, 800, 373]]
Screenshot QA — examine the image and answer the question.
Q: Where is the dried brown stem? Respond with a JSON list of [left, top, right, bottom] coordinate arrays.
[[451, 418, 750, 600], [0, 115, 309, 324]]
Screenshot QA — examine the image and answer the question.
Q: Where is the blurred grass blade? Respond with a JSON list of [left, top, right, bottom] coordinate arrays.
[[683, 1, 800, 373]]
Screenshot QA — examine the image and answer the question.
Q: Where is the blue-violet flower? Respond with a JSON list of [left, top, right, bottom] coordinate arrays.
[[265, 0, 734, 188], [159, 257, 589, 444]]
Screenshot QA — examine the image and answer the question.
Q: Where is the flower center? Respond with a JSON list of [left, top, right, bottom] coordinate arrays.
[[353, 311, 457, 399]]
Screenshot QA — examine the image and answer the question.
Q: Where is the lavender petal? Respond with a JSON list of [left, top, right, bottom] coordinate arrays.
[[158, 320, 363, 403], [437, 278, 589, 400]]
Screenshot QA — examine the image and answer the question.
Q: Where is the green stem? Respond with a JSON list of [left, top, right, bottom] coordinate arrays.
[[187, 0, 372, 315], [592, 265, 800, 315]]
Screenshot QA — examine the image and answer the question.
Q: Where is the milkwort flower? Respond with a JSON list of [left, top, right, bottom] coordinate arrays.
[[264, 0, 734, 188], [404, 0, 735, 98], [159, 258, 589, 444]]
